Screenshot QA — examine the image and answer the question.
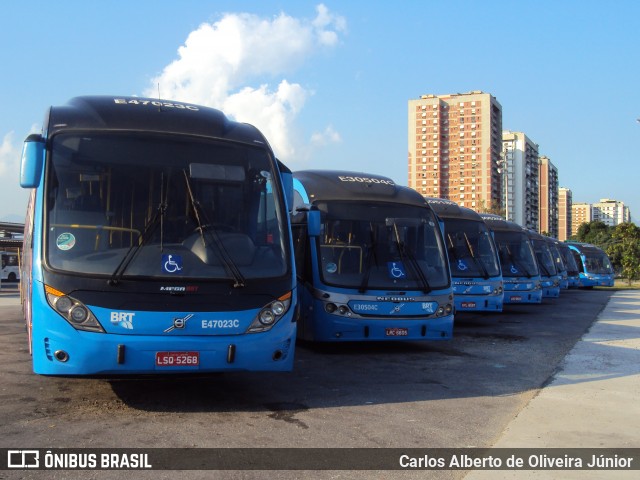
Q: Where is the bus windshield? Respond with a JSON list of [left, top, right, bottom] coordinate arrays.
[[45, 133, 289, 281], [314, 201, 449, 291], [584, 252, 613, 274], [495, 231, 539, 278], [444, 219, 500, 279]]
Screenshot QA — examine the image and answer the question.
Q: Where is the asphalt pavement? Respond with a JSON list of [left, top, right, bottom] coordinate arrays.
[[464, 288, 640, 479], [2, 283, 637, 478]]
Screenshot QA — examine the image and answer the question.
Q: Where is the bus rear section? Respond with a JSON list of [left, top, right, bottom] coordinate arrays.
[[292, 170, 454, 342], [526, 229, 561, 298], [427, 198, 503, 313], [20, 96, 297, 375], [480, 214, 543, 305], [566, 241, 615, 287]]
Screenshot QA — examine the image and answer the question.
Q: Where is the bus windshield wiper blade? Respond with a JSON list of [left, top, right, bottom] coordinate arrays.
[[183, 170, 245, 288], [505, 245, 531, 278], [108, 203, 165, 286], [391, 222, 431, 294], [463, 232, 489, 279], [358, 223, 377, 294]]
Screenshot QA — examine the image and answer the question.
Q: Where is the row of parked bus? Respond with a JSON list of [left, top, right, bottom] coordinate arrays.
[[290, 170, 615, 343], [18, 96, 614, 376]]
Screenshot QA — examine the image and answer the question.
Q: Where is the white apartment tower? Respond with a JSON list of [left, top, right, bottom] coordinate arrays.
[[592, 199, 631, 226], [558, 187, 572, 241], [408, 91, 503, 212], [501, 131, 539, 230]]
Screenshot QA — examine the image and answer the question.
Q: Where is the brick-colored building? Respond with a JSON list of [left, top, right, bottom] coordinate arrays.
[[408, 91, 503, 212]]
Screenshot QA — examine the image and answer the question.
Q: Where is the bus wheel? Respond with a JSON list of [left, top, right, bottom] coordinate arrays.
[[8, 272, 16, 282]]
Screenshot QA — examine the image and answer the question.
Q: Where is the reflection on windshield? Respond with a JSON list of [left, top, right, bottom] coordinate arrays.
[[46, 133, 289, 281], [531, 240, 558, 277], [584, 253, 613, 274], [315, 202, 449, 291], [494, 232, 539, 278], [443, 219, 500, 279]]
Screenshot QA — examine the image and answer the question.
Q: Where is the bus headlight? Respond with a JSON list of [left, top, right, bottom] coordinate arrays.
[[247, 292, 292, 333], [45, 285, 105, 333]]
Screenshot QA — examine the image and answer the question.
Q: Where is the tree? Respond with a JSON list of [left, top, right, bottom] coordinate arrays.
[[573, 221, 612, 248], [607, 223, 640, 285]]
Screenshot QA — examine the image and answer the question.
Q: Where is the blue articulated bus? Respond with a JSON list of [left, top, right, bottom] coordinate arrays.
[[291, 170, 454, 342], [566, 241, 615, 287], [555, 241, 581, 288], [545, 237, 569, 290], [426, 198, 503, 313], [480, 214, 542, 304], [525, 229, 561, 298], [20, 95, 297, 375]]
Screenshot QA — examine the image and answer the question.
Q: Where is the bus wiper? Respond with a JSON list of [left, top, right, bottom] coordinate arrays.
[[537, 257, 551, 277], [391, 221, 431, 294], [505, 245, 531, 278], [183, 170, 245, 288], [463, 232, 489, 280], [108, 202, 166, 286], [358, 223, 377, 294]]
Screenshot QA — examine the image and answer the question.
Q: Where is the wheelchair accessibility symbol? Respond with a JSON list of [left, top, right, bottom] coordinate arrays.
[[457, 259, 469, 271], [510, 265, 519, 274], [387, 261, 407, 279], [162, 254, 183, 274]]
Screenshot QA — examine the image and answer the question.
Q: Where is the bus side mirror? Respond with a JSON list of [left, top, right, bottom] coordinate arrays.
[[20, 134, 45, 188], [277, 160, 294, 212], [308, 208, 321, 237]]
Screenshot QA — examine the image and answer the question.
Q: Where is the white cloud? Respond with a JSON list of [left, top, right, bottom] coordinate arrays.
[[0, 131, 31, 221], [310, 125, 342, 147], [0, 131, 19, 178], [145, 4, 346, 162]]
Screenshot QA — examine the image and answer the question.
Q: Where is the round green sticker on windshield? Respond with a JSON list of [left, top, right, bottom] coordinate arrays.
[[56, 232, 76, 251]]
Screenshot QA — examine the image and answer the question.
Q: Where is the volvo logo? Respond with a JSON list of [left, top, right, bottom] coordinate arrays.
[[164, 314, 194, 333]]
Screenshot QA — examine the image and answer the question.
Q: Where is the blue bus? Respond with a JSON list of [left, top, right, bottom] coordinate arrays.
[[20, 95, 297, 375], [291, 170, 454, 342], [555, 241, 582, 288], [479, 214, 542, 304], [427, 198, 503, 312], [545, 237, 569, 290], [566, 241, 615, 287], [525, 229, 561, 298]]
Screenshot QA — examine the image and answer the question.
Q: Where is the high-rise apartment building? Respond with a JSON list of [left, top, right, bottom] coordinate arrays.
[[558, 187, 572, 241], [592, 199, 631, 226], [501, 131, 539, 230], [571, 202, 592, 236], [539, 156, 559, 237], [571, 199, 631, 236], [408, 91, 503, 212]]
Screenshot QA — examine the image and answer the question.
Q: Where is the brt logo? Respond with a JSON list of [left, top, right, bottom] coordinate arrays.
[[110, 312, 135, 329]]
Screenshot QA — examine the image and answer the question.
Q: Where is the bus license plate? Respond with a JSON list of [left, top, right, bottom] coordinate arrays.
[[156, 351, 199, 367], [386, 327, 408, 337], [510, 295, 522, 302], [461, 302, 476, 308]]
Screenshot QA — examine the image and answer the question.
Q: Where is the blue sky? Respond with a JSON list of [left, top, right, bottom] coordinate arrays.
[[1, 0, 638, 223]]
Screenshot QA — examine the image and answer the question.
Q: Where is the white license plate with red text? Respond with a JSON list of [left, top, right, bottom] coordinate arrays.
[[156, 351, 199, 367]]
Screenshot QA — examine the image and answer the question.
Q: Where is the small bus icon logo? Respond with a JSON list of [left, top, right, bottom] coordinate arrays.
[[7, 450, 40, 468]]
